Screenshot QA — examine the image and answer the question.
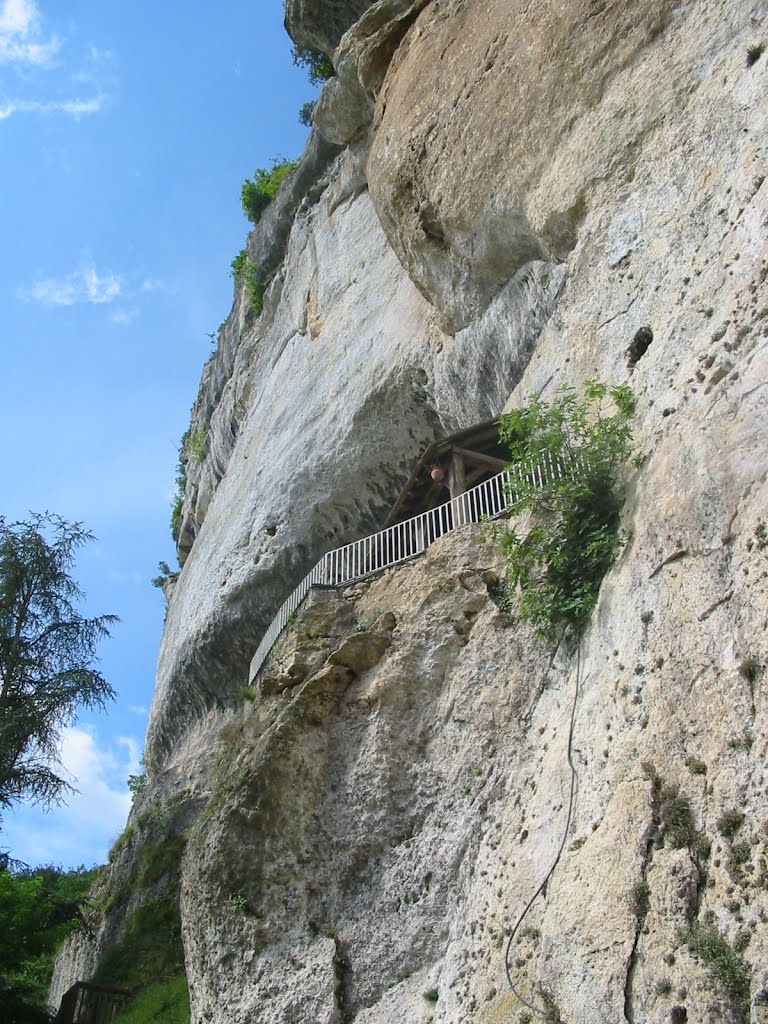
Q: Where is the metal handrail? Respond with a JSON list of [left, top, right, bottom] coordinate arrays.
[[249, 454, 571, 681]]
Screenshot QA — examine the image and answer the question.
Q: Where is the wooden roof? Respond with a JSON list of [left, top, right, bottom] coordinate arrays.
[[384, 418, 510, 528]]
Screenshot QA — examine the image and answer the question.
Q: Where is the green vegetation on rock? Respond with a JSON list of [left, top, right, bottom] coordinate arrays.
[[93, 898, 184, 990], [679, 923, 750, 1011], [231, 248, 264, 315], [291, 45, 334, 86], [114, 975, 190, 1024], [495, 381, 635, 636], [241, 158, 298, 225]]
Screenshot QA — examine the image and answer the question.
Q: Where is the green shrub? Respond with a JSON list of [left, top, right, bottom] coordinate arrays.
[[93, 899, 184, 991], [114, 974, 189, 1024], [679, 924, 750, 1010], [151, 561, 179, 591], [299, 100, 316, 127], [730, 842, 751, 866], [241, 158, 298, 225], [629, 879, 650, 920], [229, 891, 248, 914], [170, 433, 188, 542], [231, 249, 263, 315], [170, 493, 183, 543], [422, 988, 439, 1003], [230, 248, 247, 282], [660, 789, 696, 850], [717, 808, 745, 840], [186, 430, 208, 465], [243, 261, 263, 315], [495, 381, 635, 636], [291, 45, 334, 86], [137, 834, 186, 889], [684, 755, 707, 776]]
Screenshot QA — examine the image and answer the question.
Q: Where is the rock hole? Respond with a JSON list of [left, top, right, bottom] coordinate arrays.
[[418, 202, 447, 250], [670, 1008, 687, 1023], [626, 326, 653, 370], [265, 522, 278, 537]]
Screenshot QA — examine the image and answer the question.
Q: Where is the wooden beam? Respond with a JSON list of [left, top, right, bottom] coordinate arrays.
[[452, 446, 509, 471], [448, 451, 467, 526]]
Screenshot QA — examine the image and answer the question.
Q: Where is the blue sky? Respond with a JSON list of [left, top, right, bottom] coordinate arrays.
[[0, 0, 316, 868]]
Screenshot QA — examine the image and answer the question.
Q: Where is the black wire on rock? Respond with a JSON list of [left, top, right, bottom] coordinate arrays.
[[503, 637, 584, 1020]]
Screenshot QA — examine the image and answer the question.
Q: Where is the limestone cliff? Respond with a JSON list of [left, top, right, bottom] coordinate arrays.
[[52, 1, 768, 1022]]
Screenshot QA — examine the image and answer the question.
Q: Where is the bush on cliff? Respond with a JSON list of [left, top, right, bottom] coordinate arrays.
[[496, 380, 635, 636], [240, 158, 298, 225], [291, 45, 334, 86]]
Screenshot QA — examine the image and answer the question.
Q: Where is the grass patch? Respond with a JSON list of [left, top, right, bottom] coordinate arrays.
[[113, 974, 189, 1024], [137, 834, 186, 889], [93, 899, 184, 991], [679, 923, 750, 1011], [739, 655, 761, 683]]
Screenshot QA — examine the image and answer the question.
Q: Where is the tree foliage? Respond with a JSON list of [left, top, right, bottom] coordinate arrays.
[[0, 863, 98, 1021], [298, 100, 316, 127], [0, 514, 117, 816], [495, 381, 636, 636], [291, 45, 334, 86], [240, 158, 298, 225]]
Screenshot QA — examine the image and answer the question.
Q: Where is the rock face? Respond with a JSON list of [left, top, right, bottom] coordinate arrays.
[[53, 0, 768, 1022], [285, 0, 379, 55], [145, 134, 561, 769]]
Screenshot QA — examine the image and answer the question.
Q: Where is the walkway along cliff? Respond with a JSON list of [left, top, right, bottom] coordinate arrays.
[[52, 2, 768, 1022]]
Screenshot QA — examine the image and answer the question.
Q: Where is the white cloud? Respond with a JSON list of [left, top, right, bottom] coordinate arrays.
[[0, 0, 35, 33], [128, 704, 149, 716], [139, 277, 173, 294], [110, 306, 139, 326], [3, 726, 140, 867], [0, 3, 113, 120], [19, 262, 122, 306], [72, 45, 115, 86], [0, 0, 60, 67], [0, 94, 104, 120]]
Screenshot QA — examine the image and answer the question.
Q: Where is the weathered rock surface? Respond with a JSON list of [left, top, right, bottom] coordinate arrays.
[[146, 133, 560, 770], [183, 511, 768, 1023], [52, 0, 768, 1022], [285, 0, 378, 56], [367, 0, 757, 335], [313, 0, 431, 146]]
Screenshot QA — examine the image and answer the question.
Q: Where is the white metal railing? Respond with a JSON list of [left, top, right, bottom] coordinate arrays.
[[248, 452, 573, 681]]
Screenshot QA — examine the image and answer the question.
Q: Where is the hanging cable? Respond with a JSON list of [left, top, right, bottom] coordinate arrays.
[[503, 635, 584, 1019]]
